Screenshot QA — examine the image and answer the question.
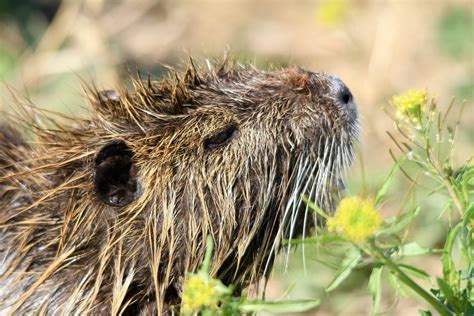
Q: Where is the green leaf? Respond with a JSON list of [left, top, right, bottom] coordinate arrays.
[[283, 234, 346, 246], [455, 164, 474, 206], [388, 271, 404, 298], [398, 264, 430, 281], [301, 195, 329, 219], [442, 223, 462, 287], [239, 299, 321, 313], [326, 247, 362, 292], [419, 310, 433, 316], [375, 160, 401, 206], [368, 266, 383, 315], [463, 203, 474, 227], [437, 277, 462, 313], [378, 207, 420, 236], [398, 242, 437, 257]]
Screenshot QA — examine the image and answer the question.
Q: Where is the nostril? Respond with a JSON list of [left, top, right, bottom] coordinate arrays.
[[341, 91, 352, 104], [339, 86, 353, 104]]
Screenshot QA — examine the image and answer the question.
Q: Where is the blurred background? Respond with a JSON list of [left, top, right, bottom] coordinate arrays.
[[0, 0, 472, 315]]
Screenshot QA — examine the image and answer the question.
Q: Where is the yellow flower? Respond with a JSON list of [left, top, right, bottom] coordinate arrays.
[[316, 0, 349, 27], [391, 89, 428, 120], [181, 274, 219, 314], [328, 196, 382, 243]]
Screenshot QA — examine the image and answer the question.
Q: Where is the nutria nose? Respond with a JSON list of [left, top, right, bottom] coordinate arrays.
[[338, 85, 353, 105], [326, 75, 358, 121], [327, 75, 354, 106]]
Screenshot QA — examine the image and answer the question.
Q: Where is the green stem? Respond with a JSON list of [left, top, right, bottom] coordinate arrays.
[[200, 235, 214, 275], [370, 242, 452, 316], [443, 178, 464, 216]]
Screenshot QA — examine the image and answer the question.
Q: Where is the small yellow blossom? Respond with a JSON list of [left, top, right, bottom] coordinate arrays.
[[181, 274, 219, 314], [392, 89, 428, 121], [328, 196, 382, 243], [316, 0, 349, 27]]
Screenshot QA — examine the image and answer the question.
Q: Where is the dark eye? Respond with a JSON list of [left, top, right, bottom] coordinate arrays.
[[204, 125, 239, 149]]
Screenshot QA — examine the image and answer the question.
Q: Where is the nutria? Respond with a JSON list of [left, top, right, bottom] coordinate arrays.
[[0, 58, 359, 315]]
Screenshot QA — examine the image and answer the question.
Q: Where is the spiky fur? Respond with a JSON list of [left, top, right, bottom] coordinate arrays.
[[0, 59, 359, 314]]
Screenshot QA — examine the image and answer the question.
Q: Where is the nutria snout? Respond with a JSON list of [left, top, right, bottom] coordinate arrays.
[[0, 59, 359, 314]]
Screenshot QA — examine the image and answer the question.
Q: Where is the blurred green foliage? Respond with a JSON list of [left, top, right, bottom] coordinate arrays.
[[436, 5, 474, 103], [437, 5, 473, 59], [0, 48, 15, 80], [455, 76, 474, 101]]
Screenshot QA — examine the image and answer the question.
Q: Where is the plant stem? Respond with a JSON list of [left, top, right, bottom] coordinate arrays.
[[427, 147, 464, 216], [370, 242, 452, 316], [443, 178, 464, 216], [200, 235, 214, 275], [421, 129, 464, 216]]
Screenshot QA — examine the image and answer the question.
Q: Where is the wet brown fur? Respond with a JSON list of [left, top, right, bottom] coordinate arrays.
[[0, 58, 359, 314]]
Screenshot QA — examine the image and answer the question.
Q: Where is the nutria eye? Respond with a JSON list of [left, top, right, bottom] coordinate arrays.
[[204, 125, 239, 149]]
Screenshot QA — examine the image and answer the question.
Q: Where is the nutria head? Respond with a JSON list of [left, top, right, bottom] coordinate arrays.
[[0, 59, 358, 314]]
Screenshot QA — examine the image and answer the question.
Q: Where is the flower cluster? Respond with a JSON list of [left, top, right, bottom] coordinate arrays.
[[328, 196, 382, 243], [181, 274, 220, 314], [391, 89, 428, 121]]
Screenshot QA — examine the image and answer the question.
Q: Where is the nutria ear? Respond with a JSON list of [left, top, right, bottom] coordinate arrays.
[[94, 140, 141, 207]]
